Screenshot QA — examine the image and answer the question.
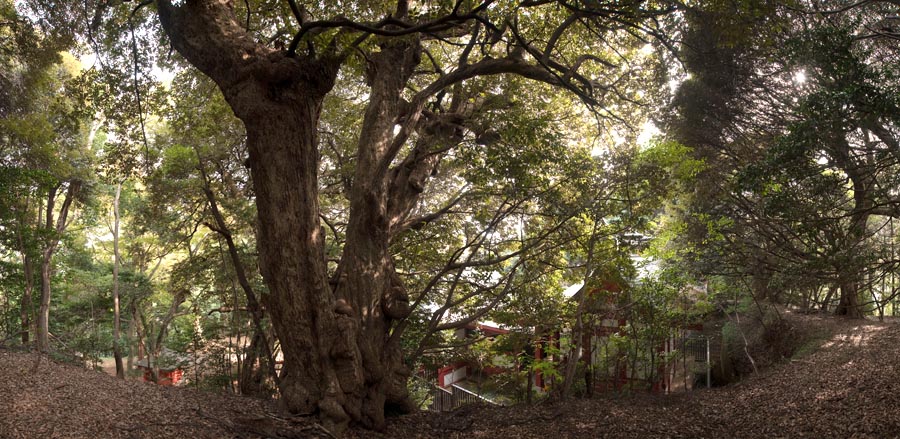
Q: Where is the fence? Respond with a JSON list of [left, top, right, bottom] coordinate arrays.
[[679, 334, 711, 389], [587, 331, 712, 393]]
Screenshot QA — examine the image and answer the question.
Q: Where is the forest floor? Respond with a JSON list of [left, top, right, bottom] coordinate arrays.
[[2, 312, 899, 438]]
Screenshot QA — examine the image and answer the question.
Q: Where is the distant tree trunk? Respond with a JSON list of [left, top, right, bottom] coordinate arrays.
[[112, 182, 125, 378], [146, 289, 187, 382], [37, 253, 52, 352], [732, 311, 758, 375], [560, 226, 598, 399], [18, 249, 33, 345], [584, 330, 593, 397], [197, 158, 280, 393], [15, 187, 37, 346], [750, 263, 773, 303], [131, 300, 146, 362], [525, 366, 534, 404], [126, 312, 135, 374], [821, 285, 836, 311], [239, 330, 265, 396], [36, 181, 80, 352], [801, 286, 818, 312], [559, 289, 588, 399]]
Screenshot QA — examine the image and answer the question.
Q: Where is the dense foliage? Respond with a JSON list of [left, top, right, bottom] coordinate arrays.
[[0, 0, 899, 435]]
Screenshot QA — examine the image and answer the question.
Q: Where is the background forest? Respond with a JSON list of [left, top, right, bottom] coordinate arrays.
[[1, 0, 899, 434]]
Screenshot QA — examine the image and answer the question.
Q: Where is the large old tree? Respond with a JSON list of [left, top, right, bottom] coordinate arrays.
[[664, 1, 900, 318], [63, 0, 673, 431]]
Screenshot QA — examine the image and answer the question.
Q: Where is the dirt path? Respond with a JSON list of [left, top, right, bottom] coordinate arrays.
[[98, 357, 117, 377]]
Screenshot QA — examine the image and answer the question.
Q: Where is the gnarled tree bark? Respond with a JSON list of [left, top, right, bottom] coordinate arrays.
[[154, 0, 649, 432], [156, 1, 428, 431]]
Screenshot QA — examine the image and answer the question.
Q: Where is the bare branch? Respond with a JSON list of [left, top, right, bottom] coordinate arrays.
[[397, 187, 470, 233], [286, 0, 306, 26]]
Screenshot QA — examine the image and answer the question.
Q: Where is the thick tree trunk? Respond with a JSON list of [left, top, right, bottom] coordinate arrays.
[[833, 217, 867, 318], [156, 0, 343, 422], [830, 138, 871, 319], [331, 239, 413, 427], [157, 1, 419, 432], [242, 103, 339, 419], [834, 197, 869, 319], [835, 278, 863, 318], [242, 108, 414, 431]]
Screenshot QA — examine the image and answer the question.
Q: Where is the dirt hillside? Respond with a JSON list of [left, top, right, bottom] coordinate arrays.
[[0, 351, 326, 439], [367, 316, 900, 438], [2, 315, 899, 438]]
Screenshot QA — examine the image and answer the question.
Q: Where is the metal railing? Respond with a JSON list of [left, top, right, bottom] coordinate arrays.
[[428, 383, 499, 412], [429, 386, 454, 412]]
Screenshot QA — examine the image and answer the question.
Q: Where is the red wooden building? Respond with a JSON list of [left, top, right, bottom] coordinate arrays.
[[428, 281, 707, 396], [134, 353, 186, 386]]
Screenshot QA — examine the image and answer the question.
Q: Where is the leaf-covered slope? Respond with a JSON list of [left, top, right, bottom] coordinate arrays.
[[0, 351, 325, 439], [367, 318, 900, 438], [1, 317, 899, 438]]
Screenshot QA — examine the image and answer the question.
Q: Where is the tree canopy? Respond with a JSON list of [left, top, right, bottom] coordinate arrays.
[[1, 0, 899, 436]]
